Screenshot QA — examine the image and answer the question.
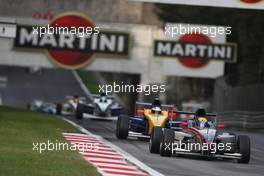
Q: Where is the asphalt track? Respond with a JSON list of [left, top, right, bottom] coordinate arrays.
[[0, 66, 86, 108], [65, 117, 264, 176]]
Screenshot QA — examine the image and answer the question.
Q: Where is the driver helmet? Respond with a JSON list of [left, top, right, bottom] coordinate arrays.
[[151, 106, 162, 115], [194, 108, 208, 129], [198, 117, 208, 129], [100, 92, 106, 97], [73, 95, 80, 103], [195, 108, 206, 117], [99, 93, 107, 102], [152, 98, 161, 107]]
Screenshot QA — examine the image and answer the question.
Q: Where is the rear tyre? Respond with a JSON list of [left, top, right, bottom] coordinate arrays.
[[237, 135, 250, 163], [149, 127, 163, 153], [160, 129, 174, 157], [76, 103, 84, 119], [116, 114, 129, 139], [56, 103, 62, 115], [27, 103, 31, 110]]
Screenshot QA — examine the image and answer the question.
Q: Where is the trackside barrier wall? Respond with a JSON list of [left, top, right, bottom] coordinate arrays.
[[214, 77, 264, 129]]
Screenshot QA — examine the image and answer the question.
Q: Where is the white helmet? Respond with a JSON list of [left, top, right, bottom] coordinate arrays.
[[151, 106, 162, 115]]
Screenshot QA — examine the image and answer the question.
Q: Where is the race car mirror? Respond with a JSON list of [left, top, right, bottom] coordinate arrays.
[[180, 121, 188, 127], [169, 112, 176, 117], [136, 109, 144, 116], [217, 124, 225, 129], [169, 112, 177, 121]]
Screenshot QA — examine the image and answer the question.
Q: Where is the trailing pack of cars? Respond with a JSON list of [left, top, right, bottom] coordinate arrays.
[[28, 95, 250, 164], [28, 100, 60, 115], [29, 93, 123, 120], [28, 95, 87, 115]]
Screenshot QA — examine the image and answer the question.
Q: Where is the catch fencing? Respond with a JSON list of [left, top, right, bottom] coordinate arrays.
[[214, 77, 264, 129]]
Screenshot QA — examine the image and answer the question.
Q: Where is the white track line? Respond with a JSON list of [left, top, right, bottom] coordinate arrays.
[[79, 147, 116, 152], [95, 163, 139, 170], [101, 168, 148, 175], [69, 141, 111, 148], [63, 132, 88, 137], [61, 117, 165, 176], [85, 158, 130, 165], [80, 150, 119, 155], [82, 152, 123, 159]]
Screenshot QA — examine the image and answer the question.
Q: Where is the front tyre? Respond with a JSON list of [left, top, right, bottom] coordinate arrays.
[[237, 135, 250, 163], [160, 129, 174, 157], [76, 103, 84, 119], [116, 114, 129, 139], [56, 103, 62, 115], [149, 127, 163, 153]]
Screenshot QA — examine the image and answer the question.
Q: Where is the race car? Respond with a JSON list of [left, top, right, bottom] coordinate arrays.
[[58, 95, 87, 115], [28, 100, 60, 115], [116, 98, 180, 152], [75, 93, 123, 120], [157, 108, 251, 163]]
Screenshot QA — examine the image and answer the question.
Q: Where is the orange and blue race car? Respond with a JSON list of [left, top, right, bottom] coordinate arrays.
[[116, 98, 181, 152]]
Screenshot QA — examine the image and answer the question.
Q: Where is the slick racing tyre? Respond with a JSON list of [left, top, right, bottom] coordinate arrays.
[[76, 103, 84, 119], [149, 127, 163, 153], [56, 103, 62, 115], [237, 135, 250, 163], [160, 129, 174, 157], [116, 114, 129, 139], [27, 103, 31, 110]]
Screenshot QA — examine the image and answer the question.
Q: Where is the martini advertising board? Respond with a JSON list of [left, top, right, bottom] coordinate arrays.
[[14, 12, 130, 69]]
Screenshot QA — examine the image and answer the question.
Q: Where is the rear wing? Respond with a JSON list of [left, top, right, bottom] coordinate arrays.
[[92, 94, 115, 99], [175, 111, 217, 117], [135, 101, 177, 120], [65, 96, 86, 101], [135, 101, 174, 109]]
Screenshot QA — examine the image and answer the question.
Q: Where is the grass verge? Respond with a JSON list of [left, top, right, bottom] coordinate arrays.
[[0, 106, 100, 176], [76, 70, 98, 94]]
